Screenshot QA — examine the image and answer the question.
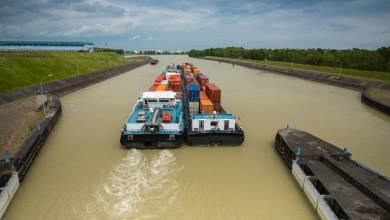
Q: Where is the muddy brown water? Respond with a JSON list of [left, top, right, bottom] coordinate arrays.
[[4, 55, 390, 220]]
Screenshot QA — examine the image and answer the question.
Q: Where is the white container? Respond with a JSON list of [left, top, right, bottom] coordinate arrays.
[[189, 101, 199, 114]]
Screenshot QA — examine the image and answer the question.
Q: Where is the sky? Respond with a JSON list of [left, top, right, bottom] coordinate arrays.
[[0, 0, 390, 50]]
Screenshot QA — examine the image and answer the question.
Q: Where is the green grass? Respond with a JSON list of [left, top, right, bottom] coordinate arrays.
[[207, 56, 390, 83], [0, 52, 149, 93]]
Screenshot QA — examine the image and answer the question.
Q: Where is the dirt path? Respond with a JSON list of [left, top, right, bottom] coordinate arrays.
[[0, 95, 43, 156]]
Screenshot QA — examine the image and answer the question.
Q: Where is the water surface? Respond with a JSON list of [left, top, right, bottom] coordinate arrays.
[[5, 55, 390, 220]]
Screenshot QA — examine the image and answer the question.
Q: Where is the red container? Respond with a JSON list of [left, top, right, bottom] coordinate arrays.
[[197, 74, 209, 86], [213, 101, 221, 112], [185, 75, 195, 83], [155, 74, 164, 83], [205, 83, 221, 101]]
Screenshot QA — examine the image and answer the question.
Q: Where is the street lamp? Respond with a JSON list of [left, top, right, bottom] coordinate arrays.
[[337, 60, 343, 74], [40, 74, 53, 114]]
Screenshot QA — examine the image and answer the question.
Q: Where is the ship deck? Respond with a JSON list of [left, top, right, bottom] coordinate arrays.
[[274, 128, 390, 220]]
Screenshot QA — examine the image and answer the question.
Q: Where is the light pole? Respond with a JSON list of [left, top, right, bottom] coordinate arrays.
[[337, 59, 343, 74], [40, 74, 53, 114]]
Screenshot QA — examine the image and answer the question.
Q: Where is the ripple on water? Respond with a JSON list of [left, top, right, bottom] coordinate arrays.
[[80, 149, 183, 220]]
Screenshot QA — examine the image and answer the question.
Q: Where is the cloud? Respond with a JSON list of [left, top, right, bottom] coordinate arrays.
[[0, 0, 389, 49], [129, 35, 141, 40]]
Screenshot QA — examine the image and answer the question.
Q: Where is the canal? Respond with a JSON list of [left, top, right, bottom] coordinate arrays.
[[4, 55, 390, 219]]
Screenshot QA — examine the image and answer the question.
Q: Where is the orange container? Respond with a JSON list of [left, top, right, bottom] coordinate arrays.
[[156, 84, 167, 91], [192, 68, 200, 75], [199, 91, 209, 100], [200, 99, 214, 114]]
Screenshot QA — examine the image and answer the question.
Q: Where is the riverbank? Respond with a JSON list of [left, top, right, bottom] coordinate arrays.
[[362, 88, 390, 115], [0, 56, 150, 175], [0, 52, 143, 93], [199, 57, 390, 90], [0, 57, 151, 104], [197, 56, 390, 114]]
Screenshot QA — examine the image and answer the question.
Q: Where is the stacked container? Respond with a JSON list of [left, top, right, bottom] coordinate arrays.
[[155, 74, 164, 83], [192, 67, 200, 75], [168, 75, 182, 92], [156, 84, 167, 91], [187, 83, 200, 114], [200, 99, 213, 114], [197, 73, 209, 86], [199, 91, 214, 114], [206, 83, 221, 112], [185, 74, 196, 83]]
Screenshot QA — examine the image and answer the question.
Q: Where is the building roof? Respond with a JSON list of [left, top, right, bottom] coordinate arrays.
[[0, 41, 94, 46]]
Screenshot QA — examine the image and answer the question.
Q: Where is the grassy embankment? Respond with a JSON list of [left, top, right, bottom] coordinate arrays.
[[0, 52, 149, 93], [207, 56, 390, 83]]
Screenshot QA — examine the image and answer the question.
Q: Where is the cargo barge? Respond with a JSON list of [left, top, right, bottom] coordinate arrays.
[[274, 128, 390, 220], [150, 58, 159, 65], [120, 65, 185, 148], [181, 63, 244, 146]]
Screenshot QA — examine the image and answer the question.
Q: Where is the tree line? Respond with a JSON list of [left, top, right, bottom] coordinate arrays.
[[94, 47, 124, 54], [188, 47, 390, 72]]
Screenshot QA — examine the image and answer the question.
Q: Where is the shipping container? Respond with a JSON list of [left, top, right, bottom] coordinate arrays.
[[155, 74, 164, 83], [197, 73, 209, 85], [185, 74, 196, 83], [192, 68, 200, 75], [205, 83, 221, 101], [187, 83, 200, 101], [200, 99, 214, 114], [175, 92, 182, 99], [189, 101, 199, 114], [156, 84, 167, 91], [213, 101, 221, 112], [199, 91, 209, 100]]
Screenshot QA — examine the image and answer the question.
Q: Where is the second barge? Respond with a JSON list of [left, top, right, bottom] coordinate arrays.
[[181, 62, 244, 146], [274, 128, 390, 220]]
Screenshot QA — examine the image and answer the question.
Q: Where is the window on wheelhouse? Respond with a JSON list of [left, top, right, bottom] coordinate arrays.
[[224, 120, 229, 130], [199, 120, 204, 131], [211, 121, 218, 129]]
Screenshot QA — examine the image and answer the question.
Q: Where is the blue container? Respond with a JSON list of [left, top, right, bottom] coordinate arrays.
[[187, 83, 199, 101]]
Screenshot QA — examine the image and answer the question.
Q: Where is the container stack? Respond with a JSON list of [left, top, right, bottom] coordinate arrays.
[[197, 73, 209, 86], [168, 75, 182, 92], [187, 83, 200, 114], [156, 84, 167, 91], [205, 83, 221, 112], [199, 91, 214, 114]]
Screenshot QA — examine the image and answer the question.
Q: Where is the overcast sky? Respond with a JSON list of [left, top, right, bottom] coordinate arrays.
[[1, 0, 390, 50]]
